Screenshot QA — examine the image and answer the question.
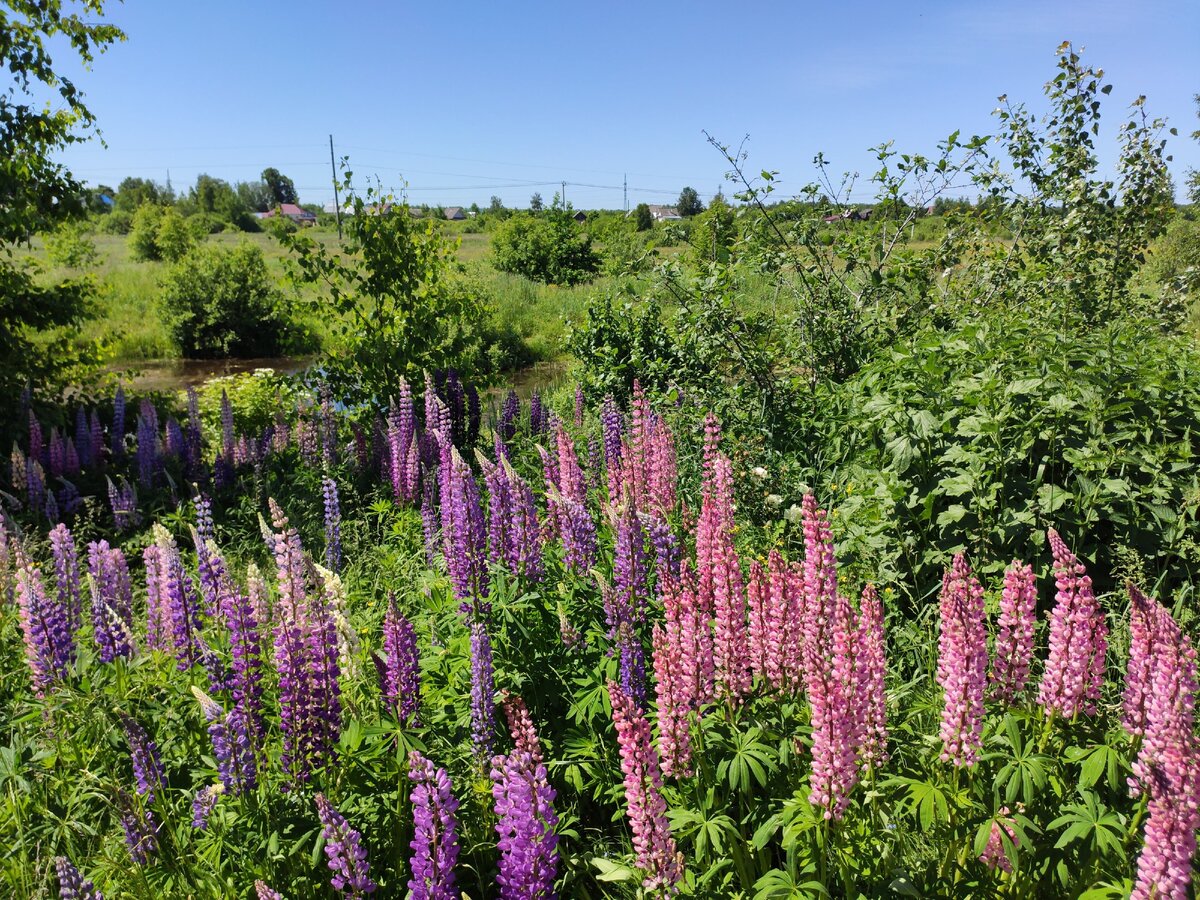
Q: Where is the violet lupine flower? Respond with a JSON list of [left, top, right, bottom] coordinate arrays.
[[485, 457, 514, 569], [528, 390, 547, 437], [1123, 582, 1156, 736], [143, 543, 169, 652], [989, 561, 1037, 704], [1128, 589, 1198, 900], [440, 445, 489, 615], [610, 503, 649, 706], [470, 620, 497, 760], [15, 561, 73, 695], [192, 686, 257, 794], [320, 391, 338, 468], [135, 401, 160, 488], [558, 495, 598, 575], [936, 554, 988, 767], [644, 513, 680, 590], [28, 410, 44, 464], [979, 809, 1018, 873], [695, 418, 750, 702], [608, 680, 684, 893], [55, 856, 103, 900], [322, 475, 343, 573], [1037, 529, 1108, 719], [856, 584, 889, 769], [89, 411, 103, 469], [107, 477, 140, 533], [65, 436, 80, 475], [191, 783, 222, 830], [574, 384, 585, 429], [220, 389, 235, 462], [255, 881, 284, 900], [111, 386, 126, 459], [184, 387, 203, 476], [152, 525, 201, 670], [117, 790, 157, 865], [490, 748, 560, 899], [408, 751, 461, 900], [537, 444, 563, 542], [74, 406, 92, 469], [499, 390, 520, 446], [48, 427, 65, 477], [389, 381, 420, 503], [120, 715, 163, 802], [214, 547, 266, 744], [88, 540, 134, 661], [379, 594, 421, 725], [315, 794, 378, 897], [164, 417, 184, 460], [49, 522, 81, 631], [600, 395, 624, 504], [420, 475, 441, 569]]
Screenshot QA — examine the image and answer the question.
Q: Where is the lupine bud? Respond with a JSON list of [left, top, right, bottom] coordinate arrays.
[[979, 809, 1018, 873], [255, 882, 284, 900], [379, 594, 420, 726], [191, 783, 222, 830], [856, 584, 889, 768], [408, 751, 461, 900], [1038, 529, 1108, 719], [470, 620, 496, 760], [989, 561, 1037, 704], [322, 475, 343, 573], [937, 554, 987, 767], [315, 793, 378, 897], [55, 856, 103, 900]]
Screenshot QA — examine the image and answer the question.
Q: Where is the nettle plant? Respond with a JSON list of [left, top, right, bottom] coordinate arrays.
[[1, 379, 1196, 899]]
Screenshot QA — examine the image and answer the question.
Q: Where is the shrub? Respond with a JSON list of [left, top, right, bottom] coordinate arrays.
[[44, 221, 100, 269], [159, 242, 298, 358], [96, 210, 132, 235], [186, 212, 225, 237], [155, 207, 194, 262], [127, 203, 164, 260], [490, 207, 600, 285]]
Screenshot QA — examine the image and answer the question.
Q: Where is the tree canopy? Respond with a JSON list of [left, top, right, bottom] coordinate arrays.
[[262, 167, 298, 205]]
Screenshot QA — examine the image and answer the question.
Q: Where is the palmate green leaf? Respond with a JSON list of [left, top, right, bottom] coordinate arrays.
[[753, 868, 827, 899], [881, 775, 951, 832], [590, 855, 635, 882]]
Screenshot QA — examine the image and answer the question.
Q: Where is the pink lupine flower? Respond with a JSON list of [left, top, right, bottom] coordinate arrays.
[[1123, 582, 1156, 736], [608, 680, 683, 893], [745, 552, 792, 690], [989, 561, 1037, 704], [800, 494, 838, 687], [1037, 529, 1108, 719], [746, 560, 770, 685], [979, 808, 1019, 873], [936, 554, 987, 767], [652, 614, 692, 779], [500, 692, 543, 764], [856, 584, 888, 769]]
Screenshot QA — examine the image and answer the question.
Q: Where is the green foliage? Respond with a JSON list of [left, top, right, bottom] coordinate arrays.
[[490, 205, 601, 286], [634, 203, 653, 232], [159, 242, 301, 358], [114, 176, 163, 213], [677, 185, 704, 217], [282, 174, 506, 404], [95, 210, 132, 235], [129, 205, 195, 262], [261, 167, 297, 206], [43, 220, 99, 269]]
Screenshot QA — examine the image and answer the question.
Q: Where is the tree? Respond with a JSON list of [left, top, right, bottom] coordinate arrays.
[[677, 186, 704, 217], [237, 179, 272, 213], [1187, 94, 1200, 205], [490, 205, 600, 285], [114, 176, 161, 212], [634, 202, 653, 232], [262, 167, 298, 205], [0, 0, 124, 419], [530, 192, 544, 213]]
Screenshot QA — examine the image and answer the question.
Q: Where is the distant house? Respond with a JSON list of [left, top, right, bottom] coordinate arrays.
[[444, 207, 467, 221], [648, 205, 681, 222], [821, 208, 873, 224], [572, 210, 588, 223], [261, 203, 317, 225]]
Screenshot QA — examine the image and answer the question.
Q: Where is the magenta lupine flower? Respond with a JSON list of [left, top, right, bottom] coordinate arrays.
[[1123, 582, 1156, 736], [255, 881, 284, 900], [490, 748, 560, 899], [425, 371, 450, 439], [408, 751, 461, 900], [1129, 590, 1198, 900], [608, 680, 684, 893], [152, 525, 201, 670], [652, 617, 691, 779], [49, 522, 81, 632], [55, 856, 103, 900], [191, 783, 222, 830], [653, 564, 713, 777], [676, 561, 715, 710], [1037, 529, 1108, 719], [389, 382, 419, 503], [322, 475, 343, 573], [747, 560, 770, 685], [440, 444, 489, 615], [15, 561, 73, 695], [799, 494, 838, 688], [88, 540, 134, 661], [989, 561, 1037, 704], [555, 422, 587, 505], [111, 386, 126, 459], [856, 584, 889, 768], [695, 418, 750, 701], [120, 715, 163, 802], [117, 790, 158, 865], [804, 589, 861, 820], [379, 594, 420, 726], [313, 794, 378, 897], [470, 620, 497, 759], [937, 554, 988, 767], [979, 808, 1018, 873]]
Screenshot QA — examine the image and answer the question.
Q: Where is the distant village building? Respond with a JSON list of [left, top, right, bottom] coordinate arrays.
[[260, 203, 317, 225], [444, 206, 467, 220], [821, 208, 873, 224], [572, 210, 588, 223], [648, 205, 682, 221]]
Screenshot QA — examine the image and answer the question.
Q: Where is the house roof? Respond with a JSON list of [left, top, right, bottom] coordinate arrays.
[[444, 206, 466, 219]]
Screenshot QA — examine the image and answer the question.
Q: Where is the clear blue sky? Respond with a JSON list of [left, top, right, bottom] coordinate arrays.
[[52, 0, 1200, 210]]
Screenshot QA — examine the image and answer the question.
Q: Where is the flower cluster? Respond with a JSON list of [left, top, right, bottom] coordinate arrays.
[[490, 749, 560, 899], [323, 475, 343, 573], [55, 856, 103, 900], [989, 561, 1037, 703], [408, 751, 461, 900], [315, 793, 378, 897], [379, 593, 421, 726], [192, 686, 256, 794], [936, 554, 988, 767], [87, 540, 134, 662], [15, 559, 74, 695]]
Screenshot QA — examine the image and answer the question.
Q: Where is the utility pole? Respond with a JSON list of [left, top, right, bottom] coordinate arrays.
[[623, 174, 627, 213], [329, 134, 343, 241], [561, 181, 567, 208]]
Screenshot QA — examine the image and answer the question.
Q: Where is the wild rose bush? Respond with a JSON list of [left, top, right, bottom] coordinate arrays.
[[0, 378, 1196, 899]]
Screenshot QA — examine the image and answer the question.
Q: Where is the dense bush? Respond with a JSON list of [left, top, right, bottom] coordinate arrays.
[[490, 206, 600, 285], [159, 242, 301, 358], [129, 204, 194, 262], [44, 221, 100, 270], [95, 210, 133, 235]]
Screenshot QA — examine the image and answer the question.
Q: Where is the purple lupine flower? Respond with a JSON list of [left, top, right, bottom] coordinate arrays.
[[484, 457, 515, 572], [608, 680, 684, 893], [529, 390, 547, 437], [600, 395, 624, 504], [65, 437, 80, 475], [255, 881, 284, 900], [323, 475, 343, 573], [152, 525, 201, 670], [1038, 529, 1108, 719], [509, 468, 544, 582], [420, 474, 441, 569], [379, 594, 420, 725], [184, 386, 203, 475], [425, 371, 450, 441], [209, 544, 266, 745], [557, 496, 597, 575], [937, 554, 988, 767], [49, 522, 81, 631], [74, 407, 92, 469], [989, 561, 1037, 704], [117, 790, 158, 865], [408, 751, 461, 900], [164, 417, 184, 459], [27, 459, 47, 517], [320, 390, 338, 468], [389, 381, 419, 503], [470, 620, 496, 760], [192, 686, 256, 794], [574, 384, 585, 429], [135, 400, 160, 488], [28, 410, 45, 464], [192, 783, 222, 830], [610, 504, 649, 706], [89, 411, 103, 469], [440, 444, 488, 615], [55, 856, 103, 900], [466, 382, 481, 448], [88, 540, 134, 661], [499, 390, 520, 445], [107, 477, 140, 533], [15, 561, 73, 695], [143, 543, 169, 652], [111, 386, 126, 459], [644, 514, 680, 590], [490, 749, 559, 899], [315, 793, 378, 897], [220, 389, 235, 463], [120, 715, 163, 802], [48, 427, 65, 477]]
